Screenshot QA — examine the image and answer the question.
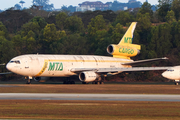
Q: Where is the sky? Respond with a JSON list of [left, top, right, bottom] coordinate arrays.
[[0, 0, 159, 10]]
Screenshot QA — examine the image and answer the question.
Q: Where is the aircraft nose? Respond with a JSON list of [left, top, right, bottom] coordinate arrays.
[[162, 71, 169, 79], [161, 72, 166, 77], [6, 63, 12, 72]]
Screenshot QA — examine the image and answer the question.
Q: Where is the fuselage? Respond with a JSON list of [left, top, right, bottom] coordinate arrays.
[[162, 66, 180, 80], [6, 54, 133, 77]]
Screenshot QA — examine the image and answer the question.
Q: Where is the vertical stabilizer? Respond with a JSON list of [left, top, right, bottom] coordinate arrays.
[[118, 22, 137, 45], [107, 22, 141, 59]]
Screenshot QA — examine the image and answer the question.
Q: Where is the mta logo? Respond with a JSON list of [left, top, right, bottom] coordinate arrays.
[[48, 62, 63, 71], [124, 37, 132, 44]]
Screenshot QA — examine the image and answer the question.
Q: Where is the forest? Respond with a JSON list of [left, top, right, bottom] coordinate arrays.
[[0, 0, 180, 82]]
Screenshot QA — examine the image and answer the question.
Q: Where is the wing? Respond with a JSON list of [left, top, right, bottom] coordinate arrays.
[[0, 72, 13, 75], [0, 63, 12, 74], [122, 57, 168, 66], [71, 67, 171, 74]]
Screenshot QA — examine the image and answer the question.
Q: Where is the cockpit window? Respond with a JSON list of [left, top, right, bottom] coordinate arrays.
[[9, 60, 21, 64], [167, 69, 174, 72]]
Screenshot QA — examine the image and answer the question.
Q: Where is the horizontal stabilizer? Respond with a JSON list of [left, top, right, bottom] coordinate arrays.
[[0, 72, 12, 75]]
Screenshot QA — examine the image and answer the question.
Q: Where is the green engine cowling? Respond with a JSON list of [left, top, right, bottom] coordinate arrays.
[[107, 44, 141, 59]]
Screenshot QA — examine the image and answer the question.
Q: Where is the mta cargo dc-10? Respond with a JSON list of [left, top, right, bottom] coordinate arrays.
[[6, 22, 169, 84]]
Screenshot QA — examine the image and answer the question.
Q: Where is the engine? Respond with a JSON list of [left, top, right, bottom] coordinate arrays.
[[79, 72, 99, 82], [107, 44, 140, 58], [34, 77, 41, 82], [33, 77, 50, 82]]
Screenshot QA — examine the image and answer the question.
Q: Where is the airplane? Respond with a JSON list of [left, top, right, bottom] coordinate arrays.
[[6, 22, 169, 84], [162, 66, 180, 85]]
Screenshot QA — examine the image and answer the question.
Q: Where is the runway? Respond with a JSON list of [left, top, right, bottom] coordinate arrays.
[[0, 93, 180, 101]]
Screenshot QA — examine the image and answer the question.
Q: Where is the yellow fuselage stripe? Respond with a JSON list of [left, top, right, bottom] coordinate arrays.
[[35, 59, 132, 77]]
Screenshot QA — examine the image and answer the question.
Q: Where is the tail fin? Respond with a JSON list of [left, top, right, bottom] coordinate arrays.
[[118, 22, 137, 45], [107, 22, 141, 59]]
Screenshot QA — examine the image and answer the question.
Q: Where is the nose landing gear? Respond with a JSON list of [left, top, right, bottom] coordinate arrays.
[[175, 80, 180, 85], [25, 76, 32, 84]]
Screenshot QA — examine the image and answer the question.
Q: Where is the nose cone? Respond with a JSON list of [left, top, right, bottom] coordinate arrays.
[[6, 63, 12, 72], [162, 71, 172, 80], [162, 71, 167, 78]]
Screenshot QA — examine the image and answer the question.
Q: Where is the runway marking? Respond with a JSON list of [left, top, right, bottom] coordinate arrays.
[[0, 93, 180, 102]]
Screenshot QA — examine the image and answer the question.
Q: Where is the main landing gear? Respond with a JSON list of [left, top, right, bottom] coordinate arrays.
[[63, 78, 75, 84]]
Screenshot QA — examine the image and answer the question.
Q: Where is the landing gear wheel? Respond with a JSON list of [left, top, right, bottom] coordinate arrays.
[[82, 82, 87, 84], [63, 80, 75, 84], [70, 81, 75, 84], [96, 76, 105, 85]]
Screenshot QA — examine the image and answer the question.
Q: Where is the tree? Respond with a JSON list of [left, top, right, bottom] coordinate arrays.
[[32, 0, 54, 11], [139, 2, 153, 19], [20, 22, 40, 37], [64, 15, 84, 33], [88, 15, 106, 37], [157, 0, 172, 21], [165, 10, 176, 24], [49, 34, 89, 55], [111, 23, 124, 44], [43, 24, 62, 43], [30, 17, 47, 29], [0, 37, 15, 63], [0, 21, 8, 39], [136, 13, 151, 44], [158, 23, 172, 56], [33, 0, 49, 6], [12, 35, 24, 55], [171, 0, 180, 20], [173, 20, 180, 47], [114, 11, 134, 26], [19, 0, 25, 8], [0, 10, 33, 33], [56, 12, 68, 30], [14, 4, 22, 10], [148, 26, 159, 58]]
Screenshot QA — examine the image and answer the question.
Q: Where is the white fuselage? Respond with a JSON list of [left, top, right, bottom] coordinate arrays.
[[6, 54, 132, 77], [162, 66, 180, 80]]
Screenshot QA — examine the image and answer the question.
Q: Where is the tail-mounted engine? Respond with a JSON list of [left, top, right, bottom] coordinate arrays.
[[107, 44, 141, 59]]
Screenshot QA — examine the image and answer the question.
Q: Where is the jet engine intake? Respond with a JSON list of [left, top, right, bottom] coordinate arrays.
[[107, 44, 140, 58], [79, 72, 99, 82], [34, 77, 41, 82], [33, 77, 50, 82]]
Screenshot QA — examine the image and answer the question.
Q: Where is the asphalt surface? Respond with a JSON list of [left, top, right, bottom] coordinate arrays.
[[0, 93, 180, 101]]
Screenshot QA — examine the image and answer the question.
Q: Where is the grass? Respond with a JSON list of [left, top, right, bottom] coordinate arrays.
[[0, 84, 179, 94], [0, 84, 180, 119], [0, 100, 179, 119]]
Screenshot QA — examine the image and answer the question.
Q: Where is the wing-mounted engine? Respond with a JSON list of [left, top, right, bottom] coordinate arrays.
[[34, 77, 41, 82], [33, 77, 50, 82], [107, 44, 141, 59], [79, 72, 99, 82]]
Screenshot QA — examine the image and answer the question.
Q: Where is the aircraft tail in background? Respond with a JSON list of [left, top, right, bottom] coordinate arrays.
[[107, 22, 141, 59]]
